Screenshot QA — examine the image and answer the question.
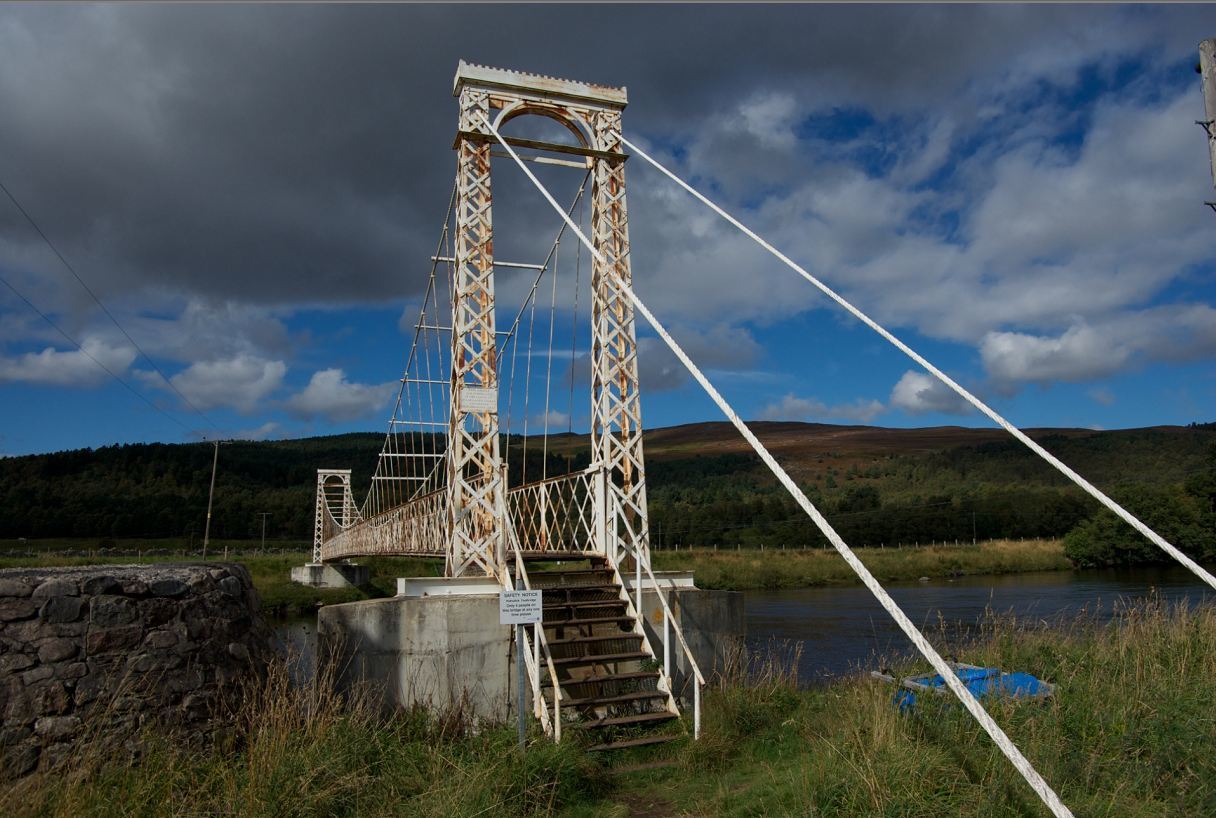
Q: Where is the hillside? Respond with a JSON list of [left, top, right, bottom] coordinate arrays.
[[1, 422, 1212, 560]]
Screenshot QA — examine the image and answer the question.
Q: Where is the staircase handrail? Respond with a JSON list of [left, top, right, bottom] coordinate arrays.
[[636, 552, 705, 737], [501, 512, 565, 741]]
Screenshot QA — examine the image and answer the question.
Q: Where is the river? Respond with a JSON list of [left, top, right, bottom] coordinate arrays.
[[749, 565, 1214, 684], [273, 565, 1214, 687]]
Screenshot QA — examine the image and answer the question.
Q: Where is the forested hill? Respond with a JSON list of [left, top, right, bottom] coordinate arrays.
[[0, 434, 384, 541], [1, 423, 1213, 565]]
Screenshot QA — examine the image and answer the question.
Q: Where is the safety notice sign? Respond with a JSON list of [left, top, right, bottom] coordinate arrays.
[[499, 589, 543, 625]]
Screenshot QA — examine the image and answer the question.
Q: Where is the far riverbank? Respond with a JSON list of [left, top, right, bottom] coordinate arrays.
[[653, 538, 1072, 590]]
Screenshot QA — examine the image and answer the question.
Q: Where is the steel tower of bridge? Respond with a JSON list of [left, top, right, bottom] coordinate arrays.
[[312, 62, 651, 580]]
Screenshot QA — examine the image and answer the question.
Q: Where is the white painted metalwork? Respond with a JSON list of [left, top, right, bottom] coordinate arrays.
[[322, 488, 447, 562], [312, 469, 356, 563], [506, 469, 600, 555]]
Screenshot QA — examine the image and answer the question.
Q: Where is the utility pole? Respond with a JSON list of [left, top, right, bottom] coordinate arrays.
[[257, 512, 271, 554], [1198, 39, 1216, 208], [202, 440, 228, 560]]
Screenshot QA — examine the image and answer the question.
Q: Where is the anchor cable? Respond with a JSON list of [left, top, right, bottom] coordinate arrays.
[[617, 133, 1216, 596]]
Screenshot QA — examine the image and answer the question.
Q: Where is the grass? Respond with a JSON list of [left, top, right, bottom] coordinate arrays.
[[653, 538, 1073, 591], [8, 599, 1214, 816], [2, 650, 608, 818], [584, 598, 1216, 817]]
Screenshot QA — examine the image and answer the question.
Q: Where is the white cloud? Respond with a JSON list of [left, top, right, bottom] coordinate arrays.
[[1088, 387, 1115, 406], [285, 368, 395, 423], [129, 299, 295, 364], [981, 306, 1216, 386], [759, 393, 885, 423], [889, 371, 972, 416], [528, 410, 570, 430], [981, 324, 1127, 384], [0, 337, 136, 386], [164, 354, 286, 413], [234, 421, 281, 441]]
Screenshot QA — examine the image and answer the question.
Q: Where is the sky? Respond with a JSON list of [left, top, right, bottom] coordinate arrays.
[[1, 3, 1215, 456]]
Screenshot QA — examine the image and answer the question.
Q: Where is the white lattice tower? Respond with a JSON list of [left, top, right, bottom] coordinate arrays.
[[589, 109, 650, 569], [312, 469, 354, 563], [447, 82, 504, 577], [447, 62, 649, 575]]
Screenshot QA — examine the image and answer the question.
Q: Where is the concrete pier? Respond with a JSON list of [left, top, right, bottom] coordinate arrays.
[[316, 574, 744, 722], [318, 591, 513, 722], [291, 562, 370, 589]]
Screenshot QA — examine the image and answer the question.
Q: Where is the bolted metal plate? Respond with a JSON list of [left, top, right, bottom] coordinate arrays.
[[458, 385, 498, 414]]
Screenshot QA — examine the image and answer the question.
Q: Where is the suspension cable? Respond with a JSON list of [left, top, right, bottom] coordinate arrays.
[[618, 134, 1216, 595], [478, 111, 1075, 818]]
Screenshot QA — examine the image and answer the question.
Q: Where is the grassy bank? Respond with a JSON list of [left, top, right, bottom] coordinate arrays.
[[2, 538, 1070, 611], [653, 538, 1072, 590], [7, 600, 1214, 816]]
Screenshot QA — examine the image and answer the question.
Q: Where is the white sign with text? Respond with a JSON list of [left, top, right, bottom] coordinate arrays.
[[499, 589, 543, 625]]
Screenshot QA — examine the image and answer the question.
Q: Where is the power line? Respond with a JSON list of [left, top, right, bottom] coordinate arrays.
[[0, 176, 216, 427], [0, 271, 197, 435]]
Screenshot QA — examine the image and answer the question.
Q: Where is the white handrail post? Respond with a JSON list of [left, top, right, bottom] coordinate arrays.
[[594, 467, 608, 557], [694, 678, 701, 740], [635, 547, 642, 619], [663, 601, 671, 679]]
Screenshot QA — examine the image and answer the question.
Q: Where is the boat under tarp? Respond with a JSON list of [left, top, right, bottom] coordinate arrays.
[[871, 662, 1056, 711]]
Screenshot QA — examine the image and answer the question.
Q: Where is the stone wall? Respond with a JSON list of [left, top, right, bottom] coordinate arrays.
[[0, 564, 270, 779]]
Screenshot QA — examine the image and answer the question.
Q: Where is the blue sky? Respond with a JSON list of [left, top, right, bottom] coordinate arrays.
[[0, 5, 1214, 456]]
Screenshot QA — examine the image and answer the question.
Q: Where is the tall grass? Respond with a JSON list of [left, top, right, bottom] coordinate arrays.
[[654, 538, 1072, 591], [627, 599, 1216, 817], [4, 649, 606, 818]]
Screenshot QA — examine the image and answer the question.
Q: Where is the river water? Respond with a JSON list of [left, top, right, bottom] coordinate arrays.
[[750, 565, 1214, 684], [272, 566, 1214, 687]]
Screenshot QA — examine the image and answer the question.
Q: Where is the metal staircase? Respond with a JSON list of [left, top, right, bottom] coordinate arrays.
[[514, 557, 688, 751]]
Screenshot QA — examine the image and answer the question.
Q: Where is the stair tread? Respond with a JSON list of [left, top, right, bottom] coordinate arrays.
[[551, 651, 650, 667], [587, 734, 680, 752], [544, 615, 635, 627], [547, 632, 642, 646], [543, 597, 625, 610], [541, 669, 660, 688], [559, 689, 669, 708], [571, 710, 678, 730]]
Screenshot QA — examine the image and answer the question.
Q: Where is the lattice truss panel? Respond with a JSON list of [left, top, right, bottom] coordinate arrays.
[[508, 471, 597, 555], [323, 488, 448, 561]]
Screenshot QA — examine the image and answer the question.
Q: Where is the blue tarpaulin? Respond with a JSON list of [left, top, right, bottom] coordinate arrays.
[[891, 665, 1054, 712]]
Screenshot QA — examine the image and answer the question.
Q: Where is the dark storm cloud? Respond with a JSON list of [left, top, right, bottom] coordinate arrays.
[[0, 3, 1202, 313]]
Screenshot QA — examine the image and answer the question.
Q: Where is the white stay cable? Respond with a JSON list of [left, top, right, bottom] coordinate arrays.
[[477, 112, 1075, 818], [619, 133, 1216, 595]]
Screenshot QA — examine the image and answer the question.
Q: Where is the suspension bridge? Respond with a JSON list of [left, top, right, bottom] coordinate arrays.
[[309, 62, 1216, 817]]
